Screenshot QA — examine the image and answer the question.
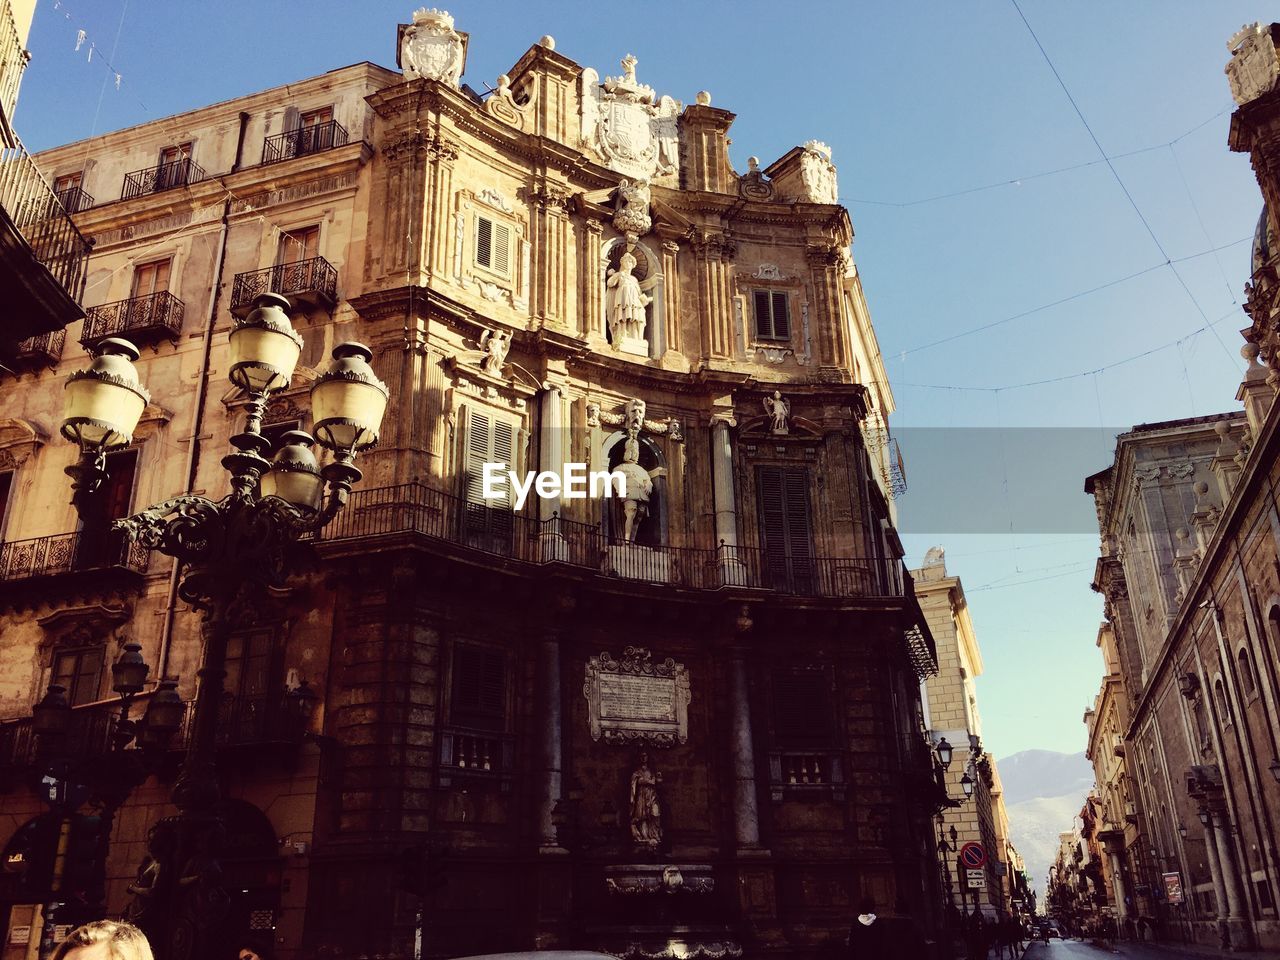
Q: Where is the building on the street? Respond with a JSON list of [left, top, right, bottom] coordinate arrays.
[[1073, 21, 1280, 952], [1083, 619, 1148, 934], [913, 548, 1025, 923], [0, 0, 90, 350], [0, 9, 945, 958]]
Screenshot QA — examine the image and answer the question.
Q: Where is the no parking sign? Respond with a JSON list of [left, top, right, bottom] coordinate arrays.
[[959, 842, 987, 870]]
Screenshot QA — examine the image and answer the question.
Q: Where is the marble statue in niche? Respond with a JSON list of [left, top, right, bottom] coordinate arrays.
[[479, 328, 510, 376], [629, 750, 662, 847], [607, 249, 651, 349]]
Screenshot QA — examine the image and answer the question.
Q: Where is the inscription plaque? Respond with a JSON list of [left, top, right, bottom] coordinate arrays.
[[585, 646, 690, 746]]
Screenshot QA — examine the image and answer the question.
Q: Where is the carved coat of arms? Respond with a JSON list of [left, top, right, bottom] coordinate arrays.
[[799, 141, 838, 205], [1227, 23, 1280, 106], [582, 55, 680, 181], [399, 8, 465, 86]]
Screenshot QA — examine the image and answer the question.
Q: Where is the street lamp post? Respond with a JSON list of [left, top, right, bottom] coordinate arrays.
[[58, 294, 387, 960]]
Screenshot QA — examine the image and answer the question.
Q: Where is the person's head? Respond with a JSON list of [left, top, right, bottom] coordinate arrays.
[[51, 921, 153, 960], [236, 933, 273, 960]]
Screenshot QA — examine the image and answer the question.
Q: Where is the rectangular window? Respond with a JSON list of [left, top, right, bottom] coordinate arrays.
[[756, 465, 814, 592], [102, 449, 138, 521], [753, 290, 791, 340], [131, 259, 172, 299], [260, 420, 302, 456], [0, 469, 12, 538], [54, 648, 105, 707], [223, 627, 274, 742], [156, 142, 194, 190], [300, 106, 333, 128], [277, 225, 320, 264], [772, 669, 833, 747], [474, 214, 511, 277], [53, 172, 82, 193], [461, 408, 515, 553], [295, 107, 336, 155], [450, 644, 506, 732]]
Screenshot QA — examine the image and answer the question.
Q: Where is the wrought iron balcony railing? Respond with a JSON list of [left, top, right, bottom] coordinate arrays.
[[261, 120, 349, 165], [0, 0, 29, 122], [173, 691, 309, 748], [121, 157, 205, 201], [81, 290, 184, 349], [54, 185, 94, 214], [317, 481, 910, 600], [230, 256, 338, 315], [5, 328, 65, 371], [438, 727, 515, 790], [0, 140, 91, 304], [0, 530, 149, 582]]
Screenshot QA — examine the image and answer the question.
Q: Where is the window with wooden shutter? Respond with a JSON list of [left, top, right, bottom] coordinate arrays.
[[756, 465, 814, 593], [131, 259, 171, 299], [102, 449, 138, 521], [772, 670, 832, 746], [753, 290, 791, 340], [475, 214, 511, 277], [0, 470, 12, 538], [450, 644, 507, 731], [54, 647, 105, 707], [461, 408, 516, 553], [277, 225, 320, 264]]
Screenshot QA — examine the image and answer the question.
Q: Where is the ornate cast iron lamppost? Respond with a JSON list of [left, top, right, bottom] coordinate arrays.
[[59, 293, 388, 960]]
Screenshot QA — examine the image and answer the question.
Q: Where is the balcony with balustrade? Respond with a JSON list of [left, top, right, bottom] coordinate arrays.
[[3, 327, 64, 373], [121, 157, 205, 201], [261, 120, 349, 166], [0, 138, 91, 341], [0, 530, 149, 607], [230, 257, 338, 317], [81, 291, 184, 350], [316, 481, 917, 603], [54, 185, 93, 214]]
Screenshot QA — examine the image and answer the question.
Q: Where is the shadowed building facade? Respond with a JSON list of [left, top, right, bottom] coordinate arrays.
[[0, 10, 942, 958]]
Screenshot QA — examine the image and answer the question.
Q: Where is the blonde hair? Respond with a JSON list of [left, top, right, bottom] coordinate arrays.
[[51, 921, 154, 960]]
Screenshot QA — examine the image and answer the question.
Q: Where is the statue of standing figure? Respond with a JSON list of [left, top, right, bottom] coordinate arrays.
[[763, 390, 790, 435], [612, 435, 653, 542], [606, 249, 651, 348], [629, 750, 662, 847]]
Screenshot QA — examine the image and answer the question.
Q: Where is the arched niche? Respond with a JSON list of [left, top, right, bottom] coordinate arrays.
[[601, 238, 665, 360], [600, 429, 667, 546]]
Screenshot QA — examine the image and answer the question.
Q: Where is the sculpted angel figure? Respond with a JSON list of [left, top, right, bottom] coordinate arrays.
[[763, 390, 790, 435], [606, 251, 651, 345], [479, 328, 510, 376]]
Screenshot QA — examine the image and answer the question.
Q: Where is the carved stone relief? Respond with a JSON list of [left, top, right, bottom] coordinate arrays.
[[584, 646, 691, 747], [1227, 23, 1280, 106], [581, 56, 681, 181], [399, 8, 466, 86], [799, 140, 838, 204]]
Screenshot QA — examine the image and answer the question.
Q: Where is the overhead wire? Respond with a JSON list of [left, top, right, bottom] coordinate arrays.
[[1009, 0, 1238, 366]]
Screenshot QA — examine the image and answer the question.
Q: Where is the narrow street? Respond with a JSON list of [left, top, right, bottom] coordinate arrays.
[[1021, 939, 1280, 959]]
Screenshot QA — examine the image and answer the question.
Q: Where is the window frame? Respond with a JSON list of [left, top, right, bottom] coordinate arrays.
[[276, 224, 321, 265], [52, 645, 105, 708], [473, 211, 512, 280], [130, 257, 172, 299], [752, 288, 792, 342]]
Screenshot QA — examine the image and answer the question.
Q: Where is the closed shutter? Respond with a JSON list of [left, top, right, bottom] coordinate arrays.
[[462, 409, 515, 553], [475, 215, 511, 277], [753, 290, 772, 338], [770, 292, 791, 339], [756, 465, 814, 592], [54, 648, 104, 708], [0, 470, 12, 536], [451, 645, 506, 731], [773, 671, 832, 746]]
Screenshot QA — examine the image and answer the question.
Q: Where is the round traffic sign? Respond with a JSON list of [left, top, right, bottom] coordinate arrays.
[[959, 842, 987, 868]]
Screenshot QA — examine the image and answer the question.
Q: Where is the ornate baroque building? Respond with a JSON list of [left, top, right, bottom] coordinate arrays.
[[1078, 21, 1280, 951], [0, 10, 941, 958]]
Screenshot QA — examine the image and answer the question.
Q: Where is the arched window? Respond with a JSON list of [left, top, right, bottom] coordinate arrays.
[[1238, 647, 1258, 700]]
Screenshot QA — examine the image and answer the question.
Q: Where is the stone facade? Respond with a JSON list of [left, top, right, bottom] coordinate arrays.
[[1074, 24, 1280, 950], [0, 11, 941, 958], [913, 550, 1025, 922]]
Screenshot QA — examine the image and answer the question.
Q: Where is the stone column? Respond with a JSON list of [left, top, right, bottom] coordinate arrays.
[[581, 219, 604, 339], [538, 629, 564, 852], [1212, 807, 1251, 942], [1203, 811, 1228, 922], [711, 414, 744, 584], [1106, 848, 1128, 921], [538, 385, 567, 559], [729, 643, 761, 850], [661, 239, 682, 356]]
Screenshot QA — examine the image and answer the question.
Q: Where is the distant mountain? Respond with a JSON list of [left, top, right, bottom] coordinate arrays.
[[998, 750, 1095, 895], [998, 750, 1094, 806]]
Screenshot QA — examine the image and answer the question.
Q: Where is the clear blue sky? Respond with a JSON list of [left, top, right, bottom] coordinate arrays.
[[15, 1, 1267, 756]]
